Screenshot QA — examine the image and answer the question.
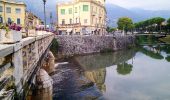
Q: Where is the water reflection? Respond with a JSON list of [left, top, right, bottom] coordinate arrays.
[[84, 68, 106, 92], [73, 36, 170, 100], [51, 35, 170, 100], [117, 62, 133, 75], [75, 49, 136, 71], [74, 48, 136, 94]]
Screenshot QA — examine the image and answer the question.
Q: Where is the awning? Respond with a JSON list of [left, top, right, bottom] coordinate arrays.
[[67, 29, 72, 32], [76, 29, 81, 32]]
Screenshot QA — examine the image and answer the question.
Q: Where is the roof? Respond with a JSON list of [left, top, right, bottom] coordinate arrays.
[[0, 0, 26, 6]]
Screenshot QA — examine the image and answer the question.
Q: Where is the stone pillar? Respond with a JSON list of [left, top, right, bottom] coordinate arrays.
[[42, 51, 55, 74], [31, 69, 53, 100], [13, 49, 24, 92]]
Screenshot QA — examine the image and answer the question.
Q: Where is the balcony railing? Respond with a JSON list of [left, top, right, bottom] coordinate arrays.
[[58, 23, 81, 28]]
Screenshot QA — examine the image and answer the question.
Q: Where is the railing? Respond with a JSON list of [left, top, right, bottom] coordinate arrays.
[[58, 23, 81, 28], [0, 31, 54, 99]]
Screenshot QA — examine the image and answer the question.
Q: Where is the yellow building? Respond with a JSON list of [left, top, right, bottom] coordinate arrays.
[[0, 0, 26, 27], [57, 0, 107, 35], [25, 11, 43, 29]]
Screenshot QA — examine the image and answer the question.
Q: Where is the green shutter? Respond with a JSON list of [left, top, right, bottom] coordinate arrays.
[[83, 5, 88, 11], [75, 7, 77, 13], [69, 8, 72, 14], [61, 9, 65, 15]]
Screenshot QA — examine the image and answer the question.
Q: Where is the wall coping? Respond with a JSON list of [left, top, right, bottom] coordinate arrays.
[[0, 33, 54, 58]]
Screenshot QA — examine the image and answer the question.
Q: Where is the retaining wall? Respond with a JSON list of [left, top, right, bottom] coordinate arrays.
[[55, 35, 135, 56]]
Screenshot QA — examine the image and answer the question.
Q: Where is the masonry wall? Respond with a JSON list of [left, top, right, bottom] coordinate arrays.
[[55, 35, 135, 56]]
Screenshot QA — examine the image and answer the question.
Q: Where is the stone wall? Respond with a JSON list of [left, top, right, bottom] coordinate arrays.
[[56, 35, 135, 56]]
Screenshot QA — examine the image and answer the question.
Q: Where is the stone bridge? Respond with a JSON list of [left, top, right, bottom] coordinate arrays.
[[0, 32, 55, 100]]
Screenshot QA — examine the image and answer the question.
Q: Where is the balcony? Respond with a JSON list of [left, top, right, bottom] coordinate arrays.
[[58, 23, 81, 28], [99, 13, 103, 18], [92, 11, 97, 16]]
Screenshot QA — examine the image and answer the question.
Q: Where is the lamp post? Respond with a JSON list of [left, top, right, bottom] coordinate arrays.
[[43, 0, 47, 30]]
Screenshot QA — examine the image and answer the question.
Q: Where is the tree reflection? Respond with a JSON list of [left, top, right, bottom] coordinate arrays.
[[139, 47, 164, 60], [165, 56, 170, 62], [117, 62, 133, 75], [160, 45, 170, 54]]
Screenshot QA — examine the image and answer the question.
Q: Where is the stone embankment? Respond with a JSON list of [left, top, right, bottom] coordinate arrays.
[[56, 35, 135, 56]]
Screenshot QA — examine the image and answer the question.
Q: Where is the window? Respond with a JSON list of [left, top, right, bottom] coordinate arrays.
[[70, 19, 72, 24], [6, 7, 11, 13], [96, 18, 97, 24], [96, 7, 97, 13], [83, 5, 88, 11], [92, 6, 93, 12], [69, 8, 72, 14], [0, 6, 3, 12], [76, 18, 78, 23], [92, 17, 94, 24], [17, 18, 21, 24], [0, 16, 3, 23], [16, 8, 21, 14], [62, 19, 65, 25], [75, 7, 77, 13], [84, 19, 87, 24], [61, 9, 65, 15], [8, 18, 11, 24]]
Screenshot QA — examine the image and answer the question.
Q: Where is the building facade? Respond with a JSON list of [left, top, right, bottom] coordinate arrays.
[[57, 0, 107, 35], [25, 11, 43, 29], [0, 0, 26, 27]]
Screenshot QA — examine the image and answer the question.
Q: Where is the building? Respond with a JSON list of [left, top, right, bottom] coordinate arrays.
[[0, 0, 26, 27], [25, 11, 43, 29], [57, 0, 107, 35]]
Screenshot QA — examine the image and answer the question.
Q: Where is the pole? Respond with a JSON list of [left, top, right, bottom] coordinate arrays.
[[43, 1, 46, 30], [50, 12, 52, 31]]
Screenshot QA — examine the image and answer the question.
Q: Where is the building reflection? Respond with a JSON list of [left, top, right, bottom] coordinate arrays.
[[74, 48, 136, 93], [84, 68, 106, 92]]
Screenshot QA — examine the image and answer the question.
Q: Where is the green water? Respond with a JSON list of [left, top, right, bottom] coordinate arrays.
[[73, 36, 170, 100]]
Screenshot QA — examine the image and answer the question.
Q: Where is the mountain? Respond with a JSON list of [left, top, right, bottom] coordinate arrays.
[[106, 4, 145, 27], [106, 4, 170, 27], [129, 8, 170, 19]]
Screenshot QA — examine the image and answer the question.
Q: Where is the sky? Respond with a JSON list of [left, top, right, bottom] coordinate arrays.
[[41, 0, 170, 10], [17, 0, 170, 11], [106, 0, 170, 10]]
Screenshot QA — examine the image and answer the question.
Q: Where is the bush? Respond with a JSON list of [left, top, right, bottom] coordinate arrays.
[[50, 39, 59, 56]]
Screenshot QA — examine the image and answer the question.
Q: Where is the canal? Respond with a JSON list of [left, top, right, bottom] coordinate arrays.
[[52, 35, 170, 100]]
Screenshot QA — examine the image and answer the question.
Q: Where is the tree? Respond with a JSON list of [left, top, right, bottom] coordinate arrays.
[[153, 17, 165, 32], [117, 17, 134, 33], [134, 17, 166, 33], [167, 18, 170, 25], [167, 18, 170, 32], [106, 27, 116, 33]]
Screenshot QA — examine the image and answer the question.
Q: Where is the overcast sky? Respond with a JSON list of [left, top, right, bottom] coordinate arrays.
[[49, 0, 170, 10], [106, 0, 170, 10]]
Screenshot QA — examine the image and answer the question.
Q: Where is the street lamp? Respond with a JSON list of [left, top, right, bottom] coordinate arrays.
[[43, 0, 47, 30]]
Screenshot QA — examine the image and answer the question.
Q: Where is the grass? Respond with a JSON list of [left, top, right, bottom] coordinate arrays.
[[159, 35, 170, 43]]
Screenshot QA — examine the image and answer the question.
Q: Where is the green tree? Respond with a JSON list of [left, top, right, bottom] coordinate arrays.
[[167, 18, 170, 25], [117, 17, 134, 33], [167, 18, 170, 32], [106, 27, 116, 33], [153, 17, 165, 32]]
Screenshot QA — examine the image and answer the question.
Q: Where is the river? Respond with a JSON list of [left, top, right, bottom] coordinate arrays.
[[52, 35, 170, 100]]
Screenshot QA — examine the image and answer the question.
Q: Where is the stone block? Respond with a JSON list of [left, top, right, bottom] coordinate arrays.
[[0, 29, 22, 44], [37, 31, 44, 35], [28, 29, 37, 37]]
